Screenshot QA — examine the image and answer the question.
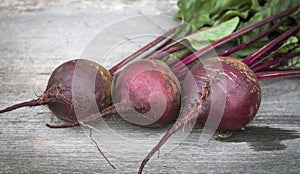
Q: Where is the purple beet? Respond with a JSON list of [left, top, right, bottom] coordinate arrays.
[[113, 59, 181, 127], [0, 59, 113, 122], [185, 57, 261, 131]]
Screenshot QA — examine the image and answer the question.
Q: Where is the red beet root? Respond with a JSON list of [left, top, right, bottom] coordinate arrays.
[[0, 59, 113, 122], [185, 57, 261, 131], [113, 59, 181, 127]]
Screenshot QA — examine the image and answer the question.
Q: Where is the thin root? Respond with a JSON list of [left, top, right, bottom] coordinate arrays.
[[88, 126, 116, 170]]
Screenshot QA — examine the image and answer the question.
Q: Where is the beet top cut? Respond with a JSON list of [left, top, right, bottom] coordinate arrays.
[[0, 59, 113, 122]]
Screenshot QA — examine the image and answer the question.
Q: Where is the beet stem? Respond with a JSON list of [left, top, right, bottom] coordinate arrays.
[[109, 27, 176, 75], [146, 44, 187, 60], [153, 23, 191, 53], [243, 23, 300, 66], [171, 5, 300, 74], [252, 51, 300, 72], [256, 70, 300, 80], [219, 20, 283, 57], [249, 42, 300, 69], [0, 98, 46, 114]]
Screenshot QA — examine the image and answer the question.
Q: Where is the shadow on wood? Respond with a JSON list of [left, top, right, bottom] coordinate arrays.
[[217, 126, 299, 151]]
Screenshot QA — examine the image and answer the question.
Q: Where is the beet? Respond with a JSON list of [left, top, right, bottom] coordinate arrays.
[[138, 57, 261, 174], [0, 59, 113, 122], [113, 59, 181, 127], [46, 59, 181, 128], [184, 57, 261, 131]]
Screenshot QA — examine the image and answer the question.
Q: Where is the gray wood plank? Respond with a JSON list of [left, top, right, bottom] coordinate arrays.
[[0, 1, 299, 174]]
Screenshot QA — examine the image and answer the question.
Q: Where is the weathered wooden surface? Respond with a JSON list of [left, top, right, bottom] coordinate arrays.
[[0, 1, 299, 174]]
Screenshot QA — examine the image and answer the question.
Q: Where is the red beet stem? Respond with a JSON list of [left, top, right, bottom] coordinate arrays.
[[46, 105, 117, 128], [249, 42, 300, 69], [168, 50, 193, 68], [109, 27, 176, 75], [243, 24, 300, 66], [153, 22, 192, 52], [252, 51, 300, 72], [219, 20, 283, 57], [0, 98, 47, 114], [256, 70, 300, 80], [146, 44, 187, 60], [171, 5, 300, 74], [176, 51, 300, 80]]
